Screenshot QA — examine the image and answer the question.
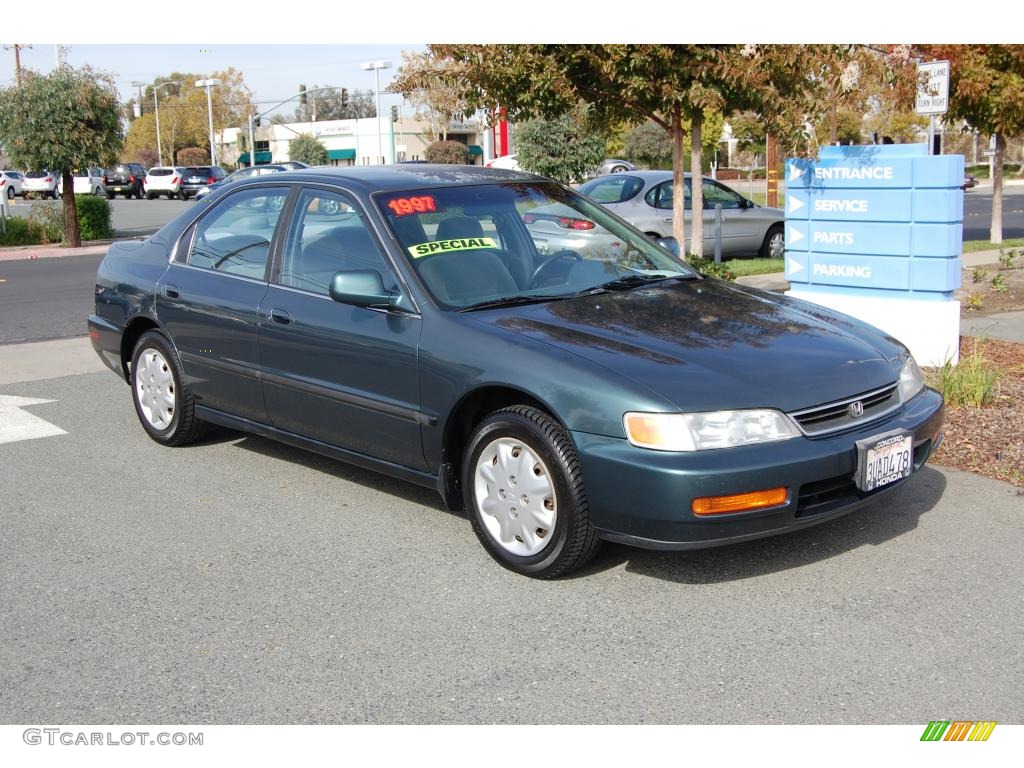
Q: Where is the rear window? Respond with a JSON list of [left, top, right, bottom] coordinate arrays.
[[149, 169, 174, 176], [578, 174, 645, 204], [185, 167, 212, 175], [26, 171, 51, 178]]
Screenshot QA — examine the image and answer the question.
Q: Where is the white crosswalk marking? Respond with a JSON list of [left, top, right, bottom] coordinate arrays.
[[0, 395, 68, 445]]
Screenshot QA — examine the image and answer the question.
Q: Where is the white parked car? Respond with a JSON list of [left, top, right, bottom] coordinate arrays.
[[1, 170, 25, 199], [73, 168, 106, 196], [485, 153, 520, 171], [22, 170, 62, 199], [143, 166, 186, 200]]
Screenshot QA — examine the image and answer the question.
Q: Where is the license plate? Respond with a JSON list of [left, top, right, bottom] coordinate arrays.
[[856, 430, 913, 492], [112, 186, 124, 191]]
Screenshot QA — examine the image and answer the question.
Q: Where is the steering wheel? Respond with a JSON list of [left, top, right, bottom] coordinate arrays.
[[529, 250, 583, 287]]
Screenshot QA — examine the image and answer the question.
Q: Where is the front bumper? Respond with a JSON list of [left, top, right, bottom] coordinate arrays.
[[573, 387, 944, 550]]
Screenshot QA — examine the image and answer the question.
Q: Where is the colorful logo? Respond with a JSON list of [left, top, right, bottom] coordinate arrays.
[[921, 721, 997, 741]]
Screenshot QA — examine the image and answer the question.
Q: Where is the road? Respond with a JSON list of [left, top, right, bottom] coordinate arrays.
[[5, 185, 1024, 243], [0, 339, 1022, 723], [0, 254, 104, 343], [1, 241, 1022, 724]]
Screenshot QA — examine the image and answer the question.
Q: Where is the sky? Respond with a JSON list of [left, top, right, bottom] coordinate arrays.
[[1, 2, 989, 118], [0, 44, 425, 119]]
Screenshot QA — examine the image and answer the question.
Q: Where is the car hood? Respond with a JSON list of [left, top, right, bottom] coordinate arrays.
[[470, 279, 908, 414]]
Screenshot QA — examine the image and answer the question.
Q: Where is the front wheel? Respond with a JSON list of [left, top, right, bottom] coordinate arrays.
[[130, 330, 207, 446], [760, 224, 784, 259], [463, 405, 600, 578], [5, 187, 12, 199]]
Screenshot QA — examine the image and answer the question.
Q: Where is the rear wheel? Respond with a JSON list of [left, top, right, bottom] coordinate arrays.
[[130, 330, 207, 446], [5, 187, 12, 199], [463, 405, 600, 578], [147, 192, 156, 200], [760, 224, 784, 259]]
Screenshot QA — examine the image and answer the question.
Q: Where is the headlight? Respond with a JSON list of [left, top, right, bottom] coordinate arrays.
[[898, 356, 924, 403], [624, 410, 800, 452]]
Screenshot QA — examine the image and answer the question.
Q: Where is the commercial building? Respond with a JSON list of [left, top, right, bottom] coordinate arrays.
[[218, 116, 485, 168]]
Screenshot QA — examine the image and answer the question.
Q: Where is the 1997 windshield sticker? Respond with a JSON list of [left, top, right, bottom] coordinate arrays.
[[408, 237, 498, 258]]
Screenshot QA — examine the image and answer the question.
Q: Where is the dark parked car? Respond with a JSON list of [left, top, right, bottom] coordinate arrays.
[[179, 165, 227, 200], [89, 165, 944, 578], [105, 163, 147, 199], [194, 164, 292, 201]]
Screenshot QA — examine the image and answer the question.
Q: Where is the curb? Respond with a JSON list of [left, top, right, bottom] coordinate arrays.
[[0, 236, 142, 263]]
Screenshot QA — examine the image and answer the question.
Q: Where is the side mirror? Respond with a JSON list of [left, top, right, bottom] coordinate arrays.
[[329, 270, 398, 309], [655, 236, 680, 257]]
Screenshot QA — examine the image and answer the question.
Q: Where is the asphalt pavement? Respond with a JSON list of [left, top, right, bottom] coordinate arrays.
[[0, 340, 1022, 724]]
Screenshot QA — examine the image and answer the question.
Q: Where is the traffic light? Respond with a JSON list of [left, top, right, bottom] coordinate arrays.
[[298, 84, 307, 105], [390, 105, 399, 122], [340, 88, 349, 108]]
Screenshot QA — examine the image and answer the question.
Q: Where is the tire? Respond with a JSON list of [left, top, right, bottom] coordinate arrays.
[[462, 405, 600, 578], [135, 186, 144, 200], [5, 187, 12, 199], [94, 186, 103, 196], [147, 192, 156, 200], [610, 164, 628, 173], [760, 223, 785, 259], [52, 188, 60, 200], [107, 193, 116, 200], [130, 330, 207, 446]]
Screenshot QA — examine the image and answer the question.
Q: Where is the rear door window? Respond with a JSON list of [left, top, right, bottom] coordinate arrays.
[[188, 187, 290, 280]]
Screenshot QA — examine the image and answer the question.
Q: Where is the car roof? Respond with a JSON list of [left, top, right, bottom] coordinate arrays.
[[227, 164, 540, 194]]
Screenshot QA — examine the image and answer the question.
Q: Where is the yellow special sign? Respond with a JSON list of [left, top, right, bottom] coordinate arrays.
[[408, 237, 498, 258]]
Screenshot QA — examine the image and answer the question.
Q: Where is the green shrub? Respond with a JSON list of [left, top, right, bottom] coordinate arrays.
[[75, 195, 112, 240], [25, 201, 64, 243], [991, 273, 1008, 292], [425, 140, 469, 165], [929, 346, 1001, 408], [999, 248, 1021, 270], [687, 256, 736, 280], [971, 267, 990, 283], [0, 216, 37, 245]]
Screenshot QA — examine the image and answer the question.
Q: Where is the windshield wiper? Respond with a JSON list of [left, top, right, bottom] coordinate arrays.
[[456, 294, 565, 312], [575, 273, 696, 296]]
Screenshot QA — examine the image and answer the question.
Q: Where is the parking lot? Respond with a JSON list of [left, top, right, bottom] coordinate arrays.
[[1, 326, 1022, 723]]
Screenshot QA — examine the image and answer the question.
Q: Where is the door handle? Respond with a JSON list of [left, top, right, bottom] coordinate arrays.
[[269, 308, 292, 325], [163, 284, 180, 299]]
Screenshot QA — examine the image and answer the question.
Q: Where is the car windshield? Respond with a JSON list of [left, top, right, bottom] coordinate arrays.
[[375, 181, 697, 310]]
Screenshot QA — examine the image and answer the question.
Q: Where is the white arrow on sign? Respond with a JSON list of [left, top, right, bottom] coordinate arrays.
[[788, 258, 804, 275], [0, 395, 68, 445], [789, 226, 805, 244], [788, 163, 805, 182], [788, 195, 805, 214]]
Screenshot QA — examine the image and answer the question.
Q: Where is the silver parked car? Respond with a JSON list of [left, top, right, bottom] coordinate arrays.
[[578, 171, 785, 259]]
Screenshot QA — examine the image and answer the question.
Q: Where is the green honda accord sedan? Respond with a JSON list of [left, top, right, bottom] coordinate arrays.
[[88, 165, 944, 578]]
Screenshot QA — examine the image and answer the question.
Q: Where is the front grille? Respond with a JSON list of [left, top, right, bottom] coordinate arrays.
[[789, 384, 900, 437]]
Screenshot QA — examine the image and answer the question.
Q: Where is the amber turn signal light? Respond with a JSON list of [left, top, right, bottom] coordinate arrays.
[[691, 487, 788, 516]]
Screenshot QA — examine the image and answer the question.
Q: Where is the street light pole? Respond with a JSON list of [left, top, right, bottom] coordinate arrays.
[[195, 78, 221, 166], [153, 80, 182, 167], [361, 61, 392, 164]]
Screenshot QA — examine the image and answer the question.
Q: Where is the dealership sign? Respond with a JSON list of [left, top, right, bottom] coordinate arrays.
[[785, 144, 964, 365]]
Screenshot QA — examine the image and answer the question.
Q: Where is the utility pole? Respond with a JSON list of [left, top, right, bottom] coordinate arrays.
[[4, 44, 31, 88]]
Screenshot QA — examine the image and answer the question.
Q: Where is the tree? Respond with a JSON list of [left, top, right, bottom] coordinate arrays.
[[624, 120, 673, 168], [0, 65, 123, 246], [433, 44, 823, 257], [178, 147, 208, 166], [292, 86, 376, 121], [390, 50, 472, 142], [123, 69, 254, 169], [917, 45, 1024, 243], [289, 133, 328, 166], [512, 111, 607, 184], [425, 141, 469, 164]]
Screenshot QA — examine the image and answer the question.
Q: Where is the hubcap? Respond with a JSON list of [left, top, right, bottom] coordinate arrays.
[[135, 348, 176, 430], [474, 437, 557, 557], [769, 231, 785, 259]]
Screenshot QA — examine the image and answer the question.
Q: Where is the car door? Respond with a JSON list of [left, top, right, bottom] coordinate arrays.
[[155, 185, 291, 423], [701, 179, 759, 255], [637, 178, 691, 238], [259, 186, 426, 470]]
